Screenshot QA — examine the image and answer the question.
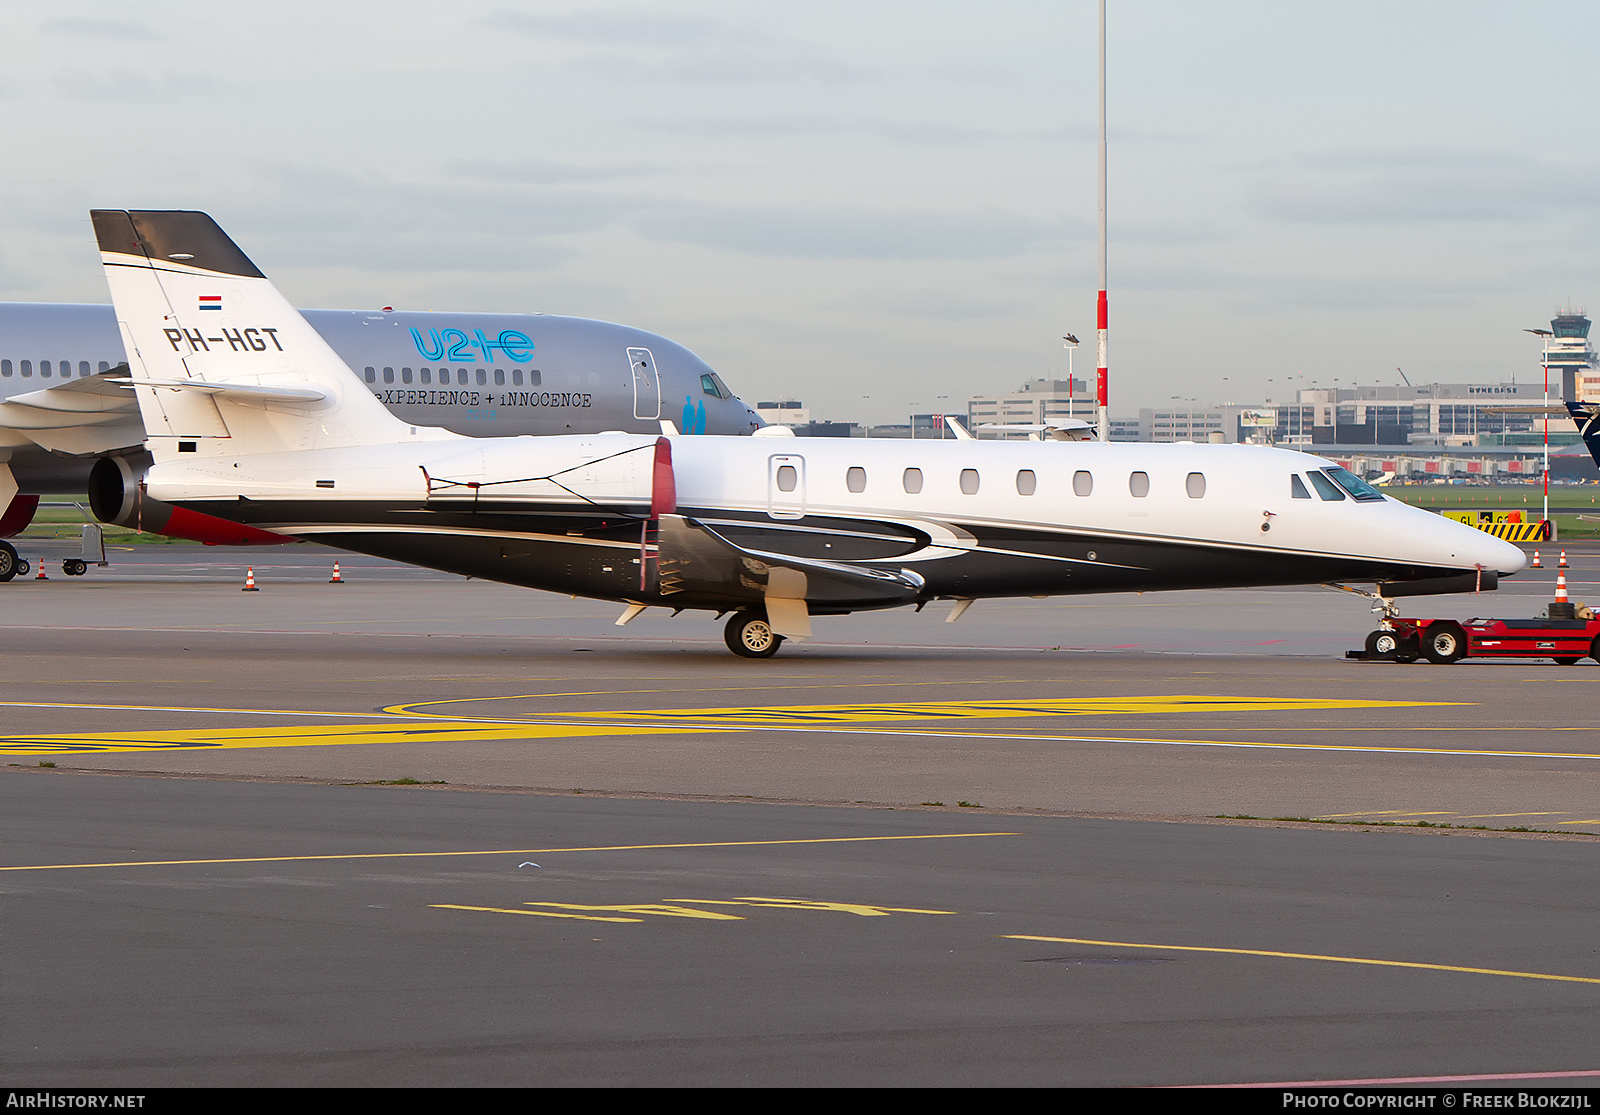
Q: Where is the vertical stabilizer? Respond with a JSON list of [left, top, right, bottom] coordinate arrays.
[[92, 210, 413, 462]]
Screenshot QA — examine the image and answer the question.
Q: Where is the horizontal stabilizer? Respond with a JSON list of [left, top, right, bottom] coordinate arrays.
[[140, 380, 328, 404]]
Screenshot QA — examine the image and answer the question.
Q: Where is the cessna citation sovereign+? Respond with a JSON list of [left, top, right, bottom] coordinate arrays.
[[88, 210, 1526, 657]]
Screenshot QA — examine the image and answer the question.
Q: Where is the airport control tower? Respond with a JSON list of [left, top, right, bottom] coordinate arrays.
[[1544, 308, 1595, 399]]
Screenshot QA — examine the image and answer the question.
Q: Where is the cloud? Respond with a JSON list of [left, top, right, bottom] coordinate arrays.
[[485, 7, 877, 84], [1250, 149, 1600, 225], [54, 70, 227, 103], [864, 289, 1033, 321], [632, 200, 1063, 261], [440, 158, 656, 185], [39, 17, 158, 41]]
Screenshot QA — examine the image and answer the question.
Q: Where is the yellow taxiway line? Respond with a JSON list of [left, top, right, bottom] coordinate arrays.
[[1004, 935, 1600, 986], [0, 831, 1018, 873]]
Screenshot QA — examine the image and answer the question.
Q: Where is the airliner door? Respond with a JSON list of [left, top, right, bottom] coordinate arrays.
[[767, 454, 805, 519], [628, 347, 660, 420]]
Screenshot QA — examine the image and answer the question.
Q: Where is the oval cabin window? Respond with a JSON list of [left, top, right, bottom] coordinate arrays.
[[1016, 469, 1036, 496], [776, 465, 798, 492], [903, 468, 923, 494], [960, 469, 980, 495], [1129, 471, 1150, 498], [1073, 470, 1093, 497], [1186, 472, 1206, 498], [846, 467, 867, 493]]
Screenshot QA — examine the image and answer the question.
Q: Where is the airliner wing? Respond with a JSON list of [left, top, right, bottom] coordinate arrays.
[[0, 366, 143, 455]]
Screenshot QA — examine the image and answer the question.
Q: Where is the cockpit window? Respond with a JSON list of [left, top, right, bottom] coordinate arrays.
[[701, 373, 733, 399], [1306, 471, 1346, 501], [1290, 474, 1311, 499], [1324, 466, 1386, 502]]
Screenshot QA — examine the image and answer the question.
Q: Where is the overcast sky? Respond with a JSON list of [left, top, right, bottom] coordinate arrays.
[[0, 1, 1594, 421]]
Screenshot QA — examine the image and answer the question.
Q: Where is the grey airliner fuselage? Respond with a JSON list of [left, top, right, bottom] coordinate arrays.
[[0, 302, 761, 493]]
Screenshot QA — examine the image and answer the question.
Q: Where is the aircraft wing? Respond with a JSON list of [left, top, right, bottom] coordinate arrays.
[[0, 366, 143, 456], [655, 513, 924, 637]]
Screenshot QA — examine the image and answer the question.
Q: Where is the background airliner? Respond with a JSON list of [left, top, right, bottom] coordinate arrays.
[[0, 301, 761, 545]]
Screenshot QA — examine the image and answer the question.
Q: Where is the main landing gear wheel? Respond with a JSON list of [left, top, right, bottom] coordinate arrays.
[[724, 611, 784, 659], [0, 541, 16, 582], [1422, 623, 1466, 665], [63, 559, 88, 577]]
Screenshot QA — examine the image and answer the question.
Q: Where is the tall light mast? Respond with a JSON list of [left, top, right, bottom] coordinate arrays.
[[1095, 0, 1109, 442], [1526, 327, 1553, 534]]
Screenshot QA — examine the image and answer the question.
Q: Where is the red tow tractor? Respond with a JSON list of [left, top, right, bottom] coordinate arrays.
[[1354, 550, 1597, 666]]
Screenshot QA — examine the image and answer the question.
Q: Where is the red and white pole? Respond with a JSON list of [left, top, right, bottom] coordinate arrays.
[[1095, 0, 1109, 443]]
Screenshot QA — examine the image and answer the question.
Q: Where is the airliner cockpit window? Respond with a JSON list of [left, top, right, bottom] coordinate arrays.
[[1324, 466, 1386, 502], [701, 374, 723, 398], [1290, 474, 1311, 499], [1306, 471, 1346, 501]]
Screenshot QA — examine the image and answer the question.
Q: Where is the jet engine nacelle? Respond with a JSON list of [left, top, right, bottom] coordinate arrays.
[[89, 456, 293, 546]]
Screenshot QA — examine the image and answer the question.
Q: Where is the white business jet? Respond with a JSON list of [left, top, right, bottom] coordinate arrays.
[[90, 210, 1524, 657]]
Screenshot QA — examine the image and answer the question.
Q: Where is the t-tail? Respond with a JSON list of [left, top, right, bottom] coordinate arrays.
[[1566, 401, 1600, 469], [92, 210, 425, 462]]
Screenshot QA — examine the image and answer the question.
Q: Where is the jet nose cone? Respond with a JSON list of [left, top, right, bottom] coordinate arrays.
[[1496, 539, 1530, 576]]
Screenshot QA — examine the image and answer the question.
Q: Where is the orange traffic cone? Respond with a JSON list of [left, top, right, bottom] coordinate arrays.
[[1559, 550, 1569, 569], [34, 560, 47, 580], [1532, 550, 1542, 568], [242, 566, 259, 592], [329, 561, 344, 584]]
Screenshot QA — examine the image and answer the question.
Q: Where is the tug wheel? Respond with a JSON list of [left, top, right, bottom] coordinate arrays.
[[1422, 623, 1466, 665], [1365, 630, 1400, 660], [724, 611, 783, 659]]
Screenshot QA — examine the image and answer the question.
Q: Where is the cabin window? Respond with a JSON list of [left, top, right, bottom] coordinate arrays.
[[98, 361, 109, 372], [1290, 474, 1311, 499], [494, 369, 505, 386], [20, 361, 30, 377], [1129, 471, 1150, 498], [960, 468, 980, 495], [512, 369, 523, 386], [476, 368, 487, 385], [1307, 471, 1346, 501], [382, 367, 394, 384], [1016, 469, 1036, 496], [846, 467, 867, 493], [0, 361, 10, 377], [529, 369, 542, 386], [78, 361, 90, 376], [775, 464, 798, 492], [1073, 470, 1092, 497], [40, 361, 51, 378], [903, 467, 923, 494], [364, 367, 376, 383], [420, 368, 432, 384], [458, 369, 469, 385], [401, 367, 413, 384], [1186, 472, 1206, 499]]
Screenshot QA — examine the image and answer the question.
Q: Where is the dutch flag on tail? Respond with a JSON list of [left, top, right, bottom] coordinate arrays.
[[198, 295, 221, 311]]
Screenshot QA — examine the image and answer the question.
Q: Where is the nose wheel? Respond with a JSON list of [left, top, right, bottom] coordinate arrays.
[[724, 611, 784, 658]]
